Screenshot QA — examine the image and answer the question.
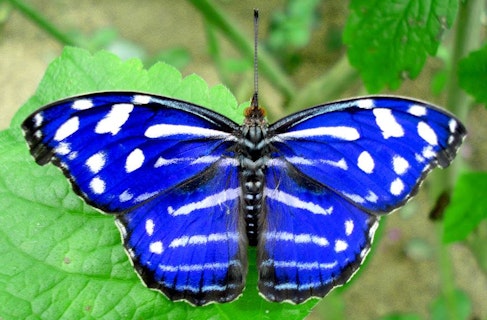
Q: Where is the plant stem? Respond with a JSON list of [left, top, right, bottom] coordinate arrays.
[[436, 0, 482, 319], [7, 0, 76, 46], [186, 0, 296, 99]]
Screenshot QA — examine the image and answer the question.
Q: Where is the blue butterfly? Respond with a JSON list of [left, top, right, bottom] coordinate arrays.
[[22, 91, 466, 305]]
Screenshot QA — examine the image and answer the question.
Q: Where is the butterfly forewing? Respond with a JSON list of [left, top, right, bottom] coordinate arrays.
[[22, 92, 240, 212], [268, 97, 466, 214]]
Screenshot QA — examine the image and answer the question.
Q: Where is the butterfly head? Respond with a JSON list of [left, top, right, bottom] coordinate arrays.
[[244, 92, 266, 122]]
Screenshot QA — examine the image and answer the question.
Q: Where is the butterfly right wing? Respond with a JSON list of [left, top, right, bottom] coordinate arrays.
[[116, 159, 247, 306], [22, 92, 247, 305]]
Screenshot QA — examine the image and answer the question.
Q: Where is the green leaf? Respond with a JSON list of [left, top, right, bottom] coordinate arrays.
[[267, 0, 321, 51], [343, 0, 458, 92], [443, 172, 487, 243], [430, 289, 472, 320], [0, 47, 317, 319], [458, 44, 487, 105]]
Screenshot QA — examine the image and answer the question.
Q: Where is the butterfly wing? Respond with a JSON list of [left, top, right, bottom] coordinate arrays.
[[268, 96, 466, 213], [259, 96, 466, 303], [259, 162, 378, 303], [116, 160, 247, 305], [22, 92, 247, 305], [22, 92, 240, 212]]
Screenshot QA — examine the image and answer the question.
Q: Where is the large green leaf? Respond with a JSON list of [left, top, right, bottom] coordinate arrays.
[[0, 47, 317, 319], [343, 0, 458, 92]]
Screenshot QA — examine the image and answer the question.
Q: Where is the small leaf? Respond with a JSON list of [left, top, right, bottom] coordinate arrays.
[[267, 0, 321, 51], [458, 44, 487, 105], [443, 172, 487, 243], [430, 289, 472, 320], [343, 0, 458, 92], [0, 47, 316, 319]]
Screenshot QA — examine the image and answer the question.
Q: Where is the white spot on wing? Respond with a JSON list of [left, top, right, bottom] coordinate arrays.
[[263, 259, 338, 270], [125, 148, 145, 173], [54, 142, 71, 155], [54, 117, 79, 141], [408, 105, 427, 116], [417, 121, 438, 145], [132, 95, 152, 104], [119, 190, 133, 202], [356, 99, 374, 109], [357, 151, 375, 173], [72, 99, 94, 110], [265, 188, 333, 215], [135, 191, 158, 202], [145, 219, 155, 236], [145, 124, 232, 139], [422, 145, 435, 159], [392, 155, 409, 175], [154, 157, 186, 167], [286, 156, 313, 165], [334, 240, 348, 252], [373, 109, 404, 138], [321, 158, 348, 170], [95, 103, 133, 135], [191, 155, 221, 164], [167, 188, 240, 216], [85, 152, 106, 174], [276, 126, 360, 141], [449, 119, 458, 133], [390, 178, 404, 196], [284, 157, 348, 170], [345, 220, 354, 236], [265, 231, 329, 247], [365, 190, 378, 203], [149, 241, 163, 254], [169, 232, 239, 248], [90, 177, 105, 194], [33, 113, 44, 127], [342, 192, 365, 204], [159, 262, 236, 273]]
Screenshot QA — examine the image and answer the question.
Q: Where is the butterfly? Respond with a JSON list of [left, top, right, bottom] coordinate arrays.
[[22, 90, 466, 306]]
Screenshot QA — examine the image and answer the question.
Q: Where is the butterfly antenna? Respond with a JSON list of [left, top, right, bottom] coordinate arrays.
[[251, 9, 259, 108]]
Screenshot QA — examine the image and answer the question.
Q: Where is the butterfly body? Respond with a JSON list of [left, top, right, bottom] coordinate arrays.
[[22, 92, 466, 306], [239, 102, 269, 246]]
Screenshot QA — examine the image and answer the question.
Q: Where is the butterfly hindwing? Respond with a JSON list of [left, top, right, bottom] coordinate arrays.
[[268, 96, 466, 214], [258, 161, 378, 303], [116, 160, 247, 306], [22, 92, 240, 213]]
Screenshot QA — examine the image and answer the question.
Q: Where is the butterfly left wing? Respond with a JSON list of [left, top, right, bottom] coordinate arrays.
[[267, 96, 466, 213], [259, 162, 378, 303]]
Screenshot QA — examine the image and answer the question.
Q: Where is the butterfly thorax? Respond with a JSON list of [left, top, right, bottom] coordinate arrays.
[[239, 105, 269, 246]]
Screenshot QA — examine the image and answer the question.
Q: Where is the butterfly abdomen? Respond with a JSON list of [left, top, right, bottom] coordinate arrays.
[[239, 110, 269, 246]]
